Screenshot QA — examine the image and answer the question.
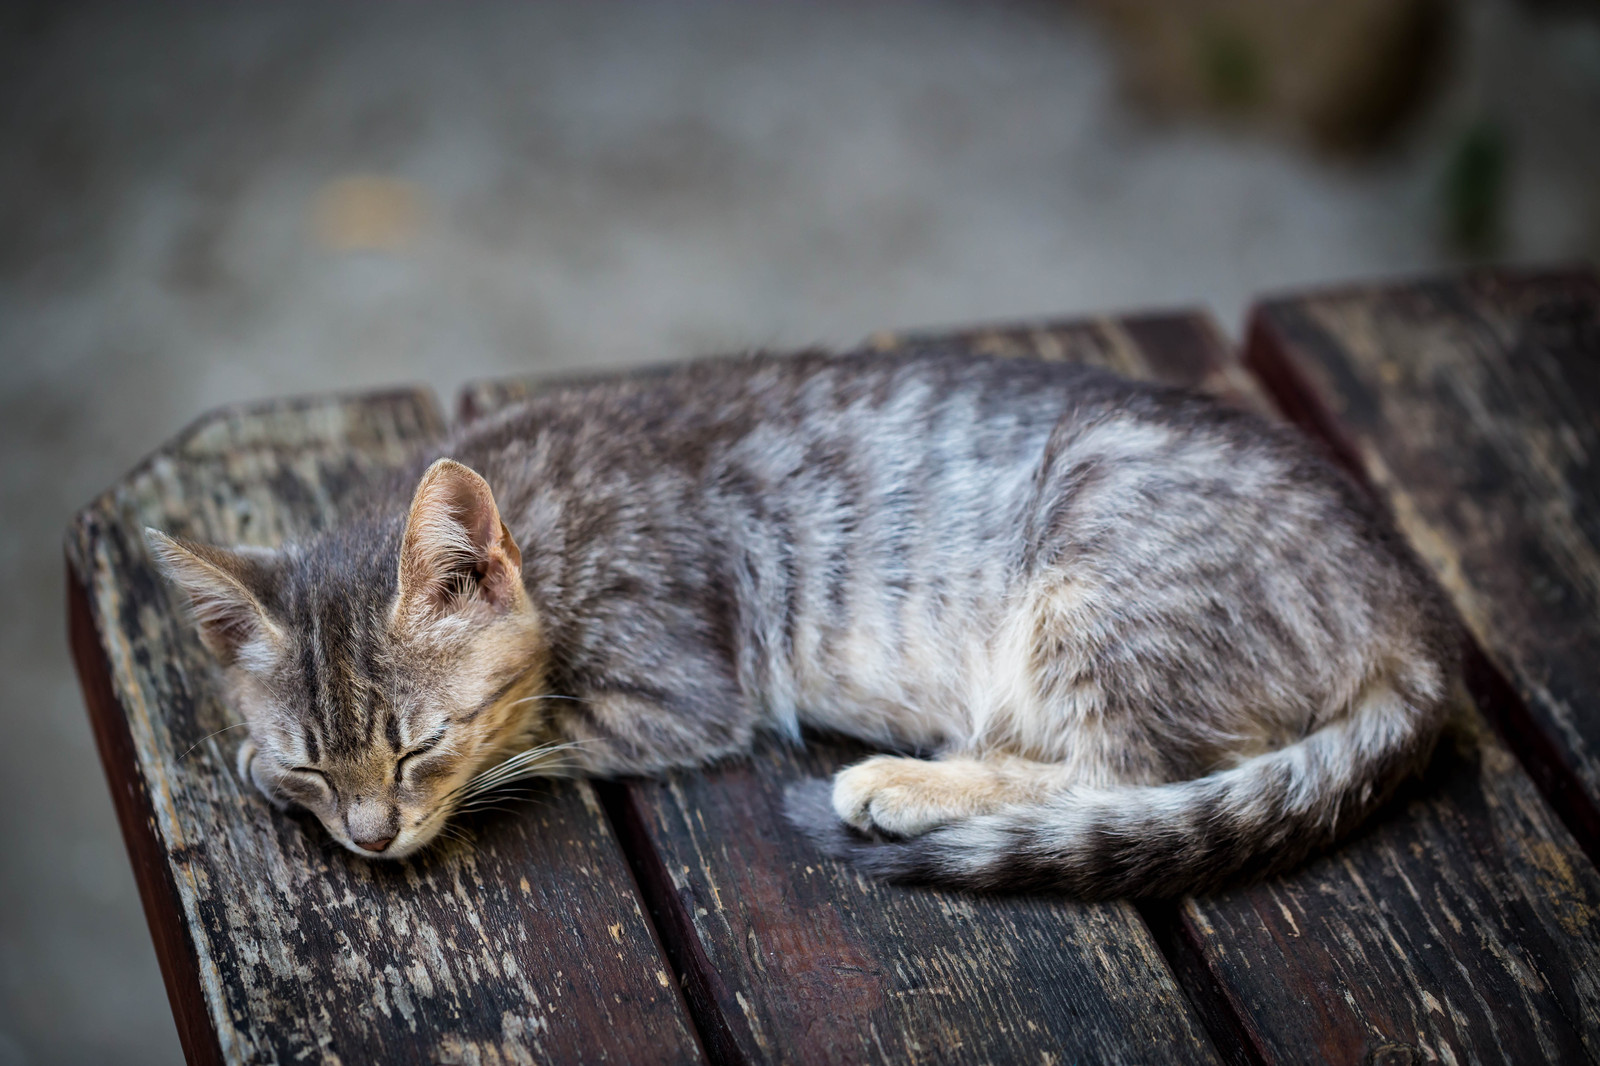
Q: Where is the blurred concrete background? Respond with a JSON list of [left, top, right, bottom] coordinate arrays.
[[1, 2, 1596, 1062]]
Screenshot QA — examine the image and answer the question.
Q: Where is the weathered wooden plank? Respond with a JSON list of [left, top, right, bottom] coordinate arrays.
[[464, 307, 1600, 1065], [1245, 269, 1600, 857], [1170, 720, 1600, 1065], [66, 390, 704, 1066], [621, 736, 1219, 1066], [1217, 268, 1600, 1064]]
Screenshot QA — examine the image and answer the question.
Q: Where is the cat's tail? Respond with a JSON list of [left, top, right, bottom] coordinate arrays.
[[784, 677, 1447, 898]]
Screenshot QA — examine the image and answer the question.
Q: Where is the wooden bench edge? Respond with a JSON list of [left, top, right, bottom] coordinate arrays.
[[67, 552, 223, 1066]]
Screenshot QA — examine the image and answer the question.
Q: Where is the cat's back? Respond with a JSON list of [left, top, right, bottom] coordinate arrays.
[[449, 346, 1316, 574], [455, 347, 1134, 480], [445, 347, 1438, 750]]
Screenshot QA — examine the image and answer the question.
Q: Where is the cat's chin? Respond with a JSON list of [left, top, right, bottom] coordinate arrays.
[[334, 811, 456, 861], [335, 833, 427, 862]]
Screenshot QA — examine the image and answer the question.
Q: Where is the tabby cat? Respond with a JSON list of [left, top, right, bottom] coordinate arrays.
[[150, 347, 1455, 897]]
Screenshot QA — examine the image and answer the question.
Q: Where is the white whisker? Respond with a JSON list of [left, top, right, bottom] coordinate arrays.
[[178, 722, 251, 762], [504, 693, 588, 709], [461, 741, 595, 798], [459, 803, 525, 818]]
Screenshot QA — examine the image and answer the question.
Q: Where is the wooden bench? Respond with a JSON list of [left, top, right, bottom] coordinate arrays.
[[68, 268, 1600, 1064]]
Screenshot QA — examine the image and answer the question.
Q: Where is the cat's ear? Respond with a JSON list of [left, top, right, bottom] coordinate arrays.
[[146, 530, 284, 666], [395, 458, 524, 621]]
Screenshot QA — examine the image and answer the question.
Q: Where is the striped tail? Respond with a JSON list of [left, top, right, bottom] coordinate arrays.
[[785, 680, 1446, 898]]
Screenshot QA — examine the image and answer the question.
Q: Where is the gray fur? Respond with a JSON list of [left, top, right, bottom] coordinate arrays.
[[153, 346, 1456, 894]]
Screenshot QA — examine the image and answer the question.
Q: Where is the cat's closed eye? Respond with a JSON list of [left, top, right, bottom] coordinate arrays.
[[278, 767, 332, 803], [396, 736, 445, 782]]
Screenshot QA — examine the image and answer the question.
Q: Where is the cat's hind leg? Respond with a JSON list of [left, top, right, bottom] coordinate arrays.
[[828, 753, 1079, 838]]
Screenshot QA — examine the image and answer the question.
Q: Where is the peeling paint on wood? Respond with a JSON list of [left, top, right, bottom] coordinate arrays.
[[66, 390, 703, 1065]]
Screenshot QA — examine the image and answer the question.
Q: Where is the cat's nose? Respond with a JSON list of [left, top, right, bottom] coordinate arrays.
[[345, 797, 399, 854]]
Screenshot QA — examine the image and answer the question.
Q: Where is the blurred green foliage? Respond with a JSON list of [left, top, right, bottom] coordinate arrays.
[[1200, 22, 1265, 109], [1441, 122, 1508, 254]]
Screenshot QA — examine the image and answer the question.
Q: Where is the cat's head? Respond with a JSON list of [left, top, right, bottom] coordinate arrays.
[[149, 458, 546, 860]]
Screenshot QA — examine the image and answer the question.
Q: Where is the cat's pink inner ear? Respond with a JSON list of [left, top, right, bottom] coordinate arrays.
[[147, 529, 281, 666], [398, 458, 523, 616]]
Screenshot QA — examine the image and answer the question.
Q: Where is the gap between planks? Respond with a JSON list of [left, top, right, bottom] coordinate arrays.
[[1138, 900, 1269, 1066], [594, 780, 751, 1066], [591, 767, 1267, 1066]]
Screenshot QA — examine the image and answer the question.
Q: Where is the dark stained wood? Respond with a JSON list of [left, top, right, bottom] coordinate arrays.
[[461, 316, 1233, 1066], [66, 390, 704, 1065], [1245, 268, 1600, 861], [1224, 268, 1600, 1063], [463, 307, 1600, 1066], [627, 737, 1220, 1066], [1177, 719, 1600, 1064]]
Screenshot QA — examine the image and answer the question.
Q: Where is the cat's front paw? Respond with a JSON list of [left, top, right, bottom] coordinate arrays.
[[831, 756, 965, 838]]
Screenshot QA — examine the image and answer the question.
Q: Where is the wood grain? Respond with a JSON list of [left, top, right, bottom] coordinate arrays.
[[1203, 272, 1600, 1065], [1246, 269, 1600, 860], [625, 736, 1220, 1066], [66, 390, 704, 1065]]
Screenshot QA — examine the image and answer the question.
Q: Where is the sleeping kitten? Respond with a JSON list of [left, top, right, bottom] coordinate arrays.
[[150, 347, 1455, 897]]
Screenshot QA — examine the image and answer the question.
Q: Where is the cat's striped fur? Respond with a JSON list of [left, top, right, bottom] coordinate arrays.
[[151, 346, 1455, 896]]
